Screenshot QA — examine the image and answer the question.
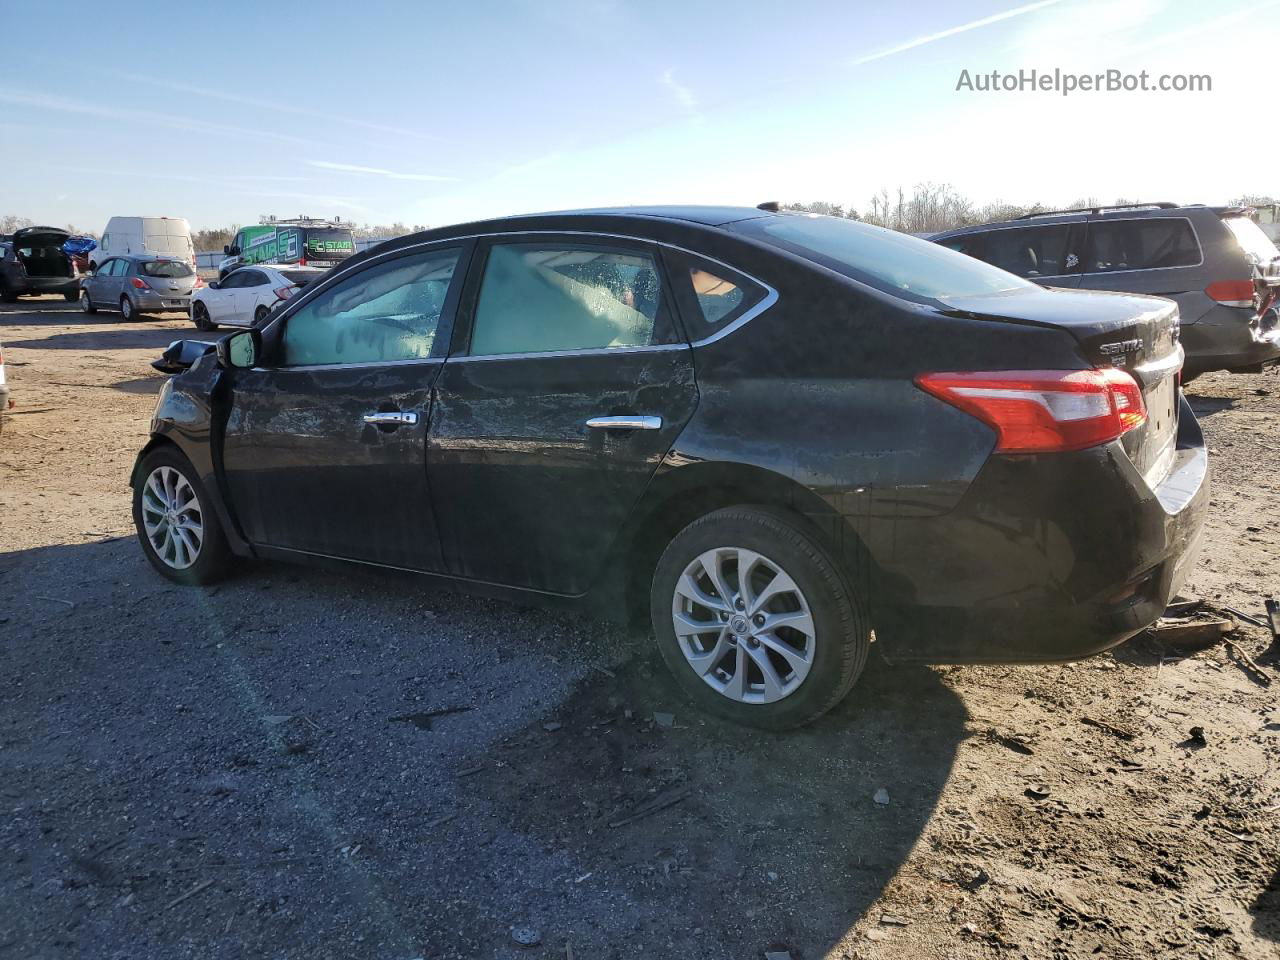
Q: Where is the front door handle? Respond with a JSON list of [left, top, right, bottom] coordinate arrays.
[[363, 410, 419, 427], [585, 415, 662, 431]]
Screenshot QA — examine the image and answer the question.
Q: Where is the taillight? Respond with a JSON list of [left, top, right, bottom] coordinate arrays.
[[1205, 279, 1255, 308], [130, 277, 151, 290], [274, 285, 296, 301], [915, 368, 1147, 453]]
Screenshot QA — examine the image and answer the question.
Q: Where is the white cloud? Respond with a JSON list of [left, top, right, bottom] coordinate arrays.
[[307, 160, 457, 182], [659, 69, 701, 121], [849, 0, 1069, 65]]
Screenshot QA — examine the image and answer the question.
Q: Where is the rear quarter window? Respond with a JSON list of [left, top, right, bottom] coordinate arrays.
[[663, 249, 768, 342], [1084, 218, 1200, 272]]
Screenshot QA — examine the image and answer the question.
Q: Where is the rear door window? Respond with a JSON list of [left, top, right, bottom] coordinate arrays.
[[1083, 218, 1200, 273], [467, 242, 673, 356], [981, 225, 1077, 278]]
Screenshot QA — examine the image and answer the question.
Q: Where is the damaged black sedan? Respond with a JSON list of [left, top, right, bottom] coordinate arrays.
[[130, 205, 1208, 729]]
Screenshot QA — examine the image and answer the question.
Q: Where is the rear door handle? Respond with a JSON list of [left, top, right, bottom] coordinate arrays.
[[363, 411, 419, 426], [586, 415, 662, 431]]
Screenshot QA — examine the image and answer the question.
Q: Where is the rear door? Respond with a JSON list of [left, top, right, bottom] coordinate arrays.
[[427, 235, 698, 595], [219, 242, 467, 570], [230, 268, 270, 324]]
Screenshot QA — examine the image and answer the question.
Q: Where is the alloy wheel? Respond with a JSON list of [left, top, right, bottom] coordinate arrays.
[[671, 546, 816, 704], [140, 465, 204, 569]]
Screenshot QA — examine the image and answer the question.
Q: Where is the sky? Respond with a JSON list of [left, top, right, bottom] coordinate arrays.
[[1, 0, 1278, 234]]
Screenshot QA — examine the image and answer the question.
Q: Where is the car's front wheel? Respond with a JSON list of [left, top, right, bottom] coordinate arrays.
[[80, 289, 97, 314], [133, 446, 232, 585], [192, 301, 215, 331], [650, 506, 870, 730]]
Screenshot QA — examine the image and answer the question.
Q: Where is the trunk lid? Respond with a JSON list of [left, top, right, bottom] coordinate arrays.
[[939, 287, 1182, 487]]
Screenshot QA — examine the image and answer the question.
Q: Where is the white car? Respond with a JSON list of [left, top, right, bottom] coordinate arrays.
[[190, 265, 327, 330]]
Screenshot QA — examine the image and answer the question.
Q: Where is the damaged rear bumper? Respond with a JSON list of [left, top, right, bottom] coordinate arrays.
[[864, 394, 1209, 663]]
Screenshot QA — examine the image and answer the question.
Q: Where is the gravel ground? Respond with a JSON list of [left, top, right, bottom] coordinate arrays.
[[1, 296, 1278, 959]]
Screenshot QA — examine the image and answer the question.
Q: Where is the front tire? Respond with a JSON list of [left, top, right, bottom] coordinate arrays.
[[650, 506, 870, 730], [132, 446, 233, 586], [192, 301, 215, 331], [80, 290, 97, 314]]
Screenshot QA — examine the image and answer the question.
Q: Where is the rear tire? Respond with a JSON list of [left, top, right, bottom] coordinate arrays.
[[63, 290, 78, 302], [650, 506, 870, 730], [0, 288, 17, 304], [132, 445, 232, 586], [80, 289, 97, 314], [254, 305, 270, 325], [120, 296, 138, 321], [192, 301, 215, 331]]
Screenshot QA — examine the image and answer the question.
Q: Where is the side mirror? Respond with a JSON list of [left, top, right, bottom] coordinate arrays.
[[223, 244, 231, 255], [228, 245, 241, 256], [208, 281, 220, 290], [217, 328, 262, 370]]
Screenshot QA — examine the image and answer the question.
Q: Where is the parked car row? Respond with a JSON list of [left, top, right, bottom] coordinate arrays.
[[131, 204, 1209, 729], [930, 202, 1280, 379]]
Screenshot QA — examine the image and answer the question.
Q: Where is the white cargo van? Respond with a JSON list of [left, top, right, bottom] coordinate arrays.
[[92, 217, 195, 272]]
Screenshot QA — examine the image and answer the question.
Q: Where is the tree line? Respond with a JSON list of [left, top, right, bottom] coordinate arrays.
[[784, 186, 1279, 234]]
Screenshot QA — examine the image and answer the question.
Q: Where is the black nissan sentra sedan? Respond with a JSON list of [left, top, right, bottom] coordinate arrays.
[[130, 205, 1208, 729]]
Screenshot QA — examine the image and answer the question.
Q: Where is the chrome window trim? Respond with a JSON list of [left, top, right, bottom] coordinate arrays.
[[269, 229, 780, 365]]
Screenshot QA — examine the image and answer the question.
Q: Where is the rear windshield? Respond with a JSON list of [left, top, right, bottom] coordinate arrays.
[[734, 215, 1034, 303], [302, 228, 356, 257], [1222, 216, 1280, 265], [140, 260, 194, 278]]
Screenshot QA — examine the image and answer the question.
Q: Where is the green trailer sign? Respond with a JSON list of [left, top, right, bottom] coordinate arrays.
[[231, 224, 356, 268]]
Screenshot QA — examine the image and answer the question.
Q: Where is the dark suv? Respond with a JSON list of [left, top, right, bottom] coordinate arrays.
[[130, 206, 1208, 729], [0, 226, 81, 302], [932, 203, 1280, 379]]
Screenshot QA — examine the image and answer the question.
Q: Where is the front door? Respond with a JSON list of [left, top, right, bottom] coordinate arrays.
[[219, 243, 468, 570], [428, 237, 698, 595]]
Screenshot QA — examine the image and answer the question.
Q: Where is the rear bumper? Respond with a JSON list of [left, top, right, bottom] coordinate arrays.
[[864, 395, 1209, 663], [134, 292, 192, 311], [8, 277, 79, 297], [1180, 305, 1280, 375]]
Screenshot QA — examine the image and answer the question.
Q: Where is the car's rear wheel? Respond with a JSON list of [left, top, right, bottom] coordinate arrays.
[[254, 305, 270, 325], [80, 289, 97, 314], [63, 290, 78, 302], [120, 296, 136, 321], [133, 446, 232, 585], [650, 506, 870, 730], [0, 288, 17, 303], [192, 301, 215, 331]]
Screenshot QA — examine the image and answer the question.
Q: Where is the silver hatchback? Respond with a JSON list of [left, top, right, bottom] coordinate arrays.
[[80, 255, 199, 321]]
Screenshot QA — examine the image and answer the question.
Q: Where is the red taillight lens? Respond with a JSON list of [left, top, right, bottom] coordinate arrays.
[[1205, 279, 1255, 308], [130, 277, 151, 290], [915, 368, 1147, 453], [298, 257, 307, 267], [274, 285, 296, 301]]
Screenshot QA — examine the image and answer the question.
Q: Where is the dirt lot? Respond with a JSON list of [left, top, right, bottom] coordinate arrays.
[[1, 295, 1278, 960]]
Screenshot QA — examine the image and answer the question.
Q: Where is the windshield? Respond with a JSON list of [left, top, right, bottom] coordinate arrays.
[[1222, 216, 1280, 264], [734, 214, 1035, 303], [302, 228, 356, 259], [140, 259, 194, 278]]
